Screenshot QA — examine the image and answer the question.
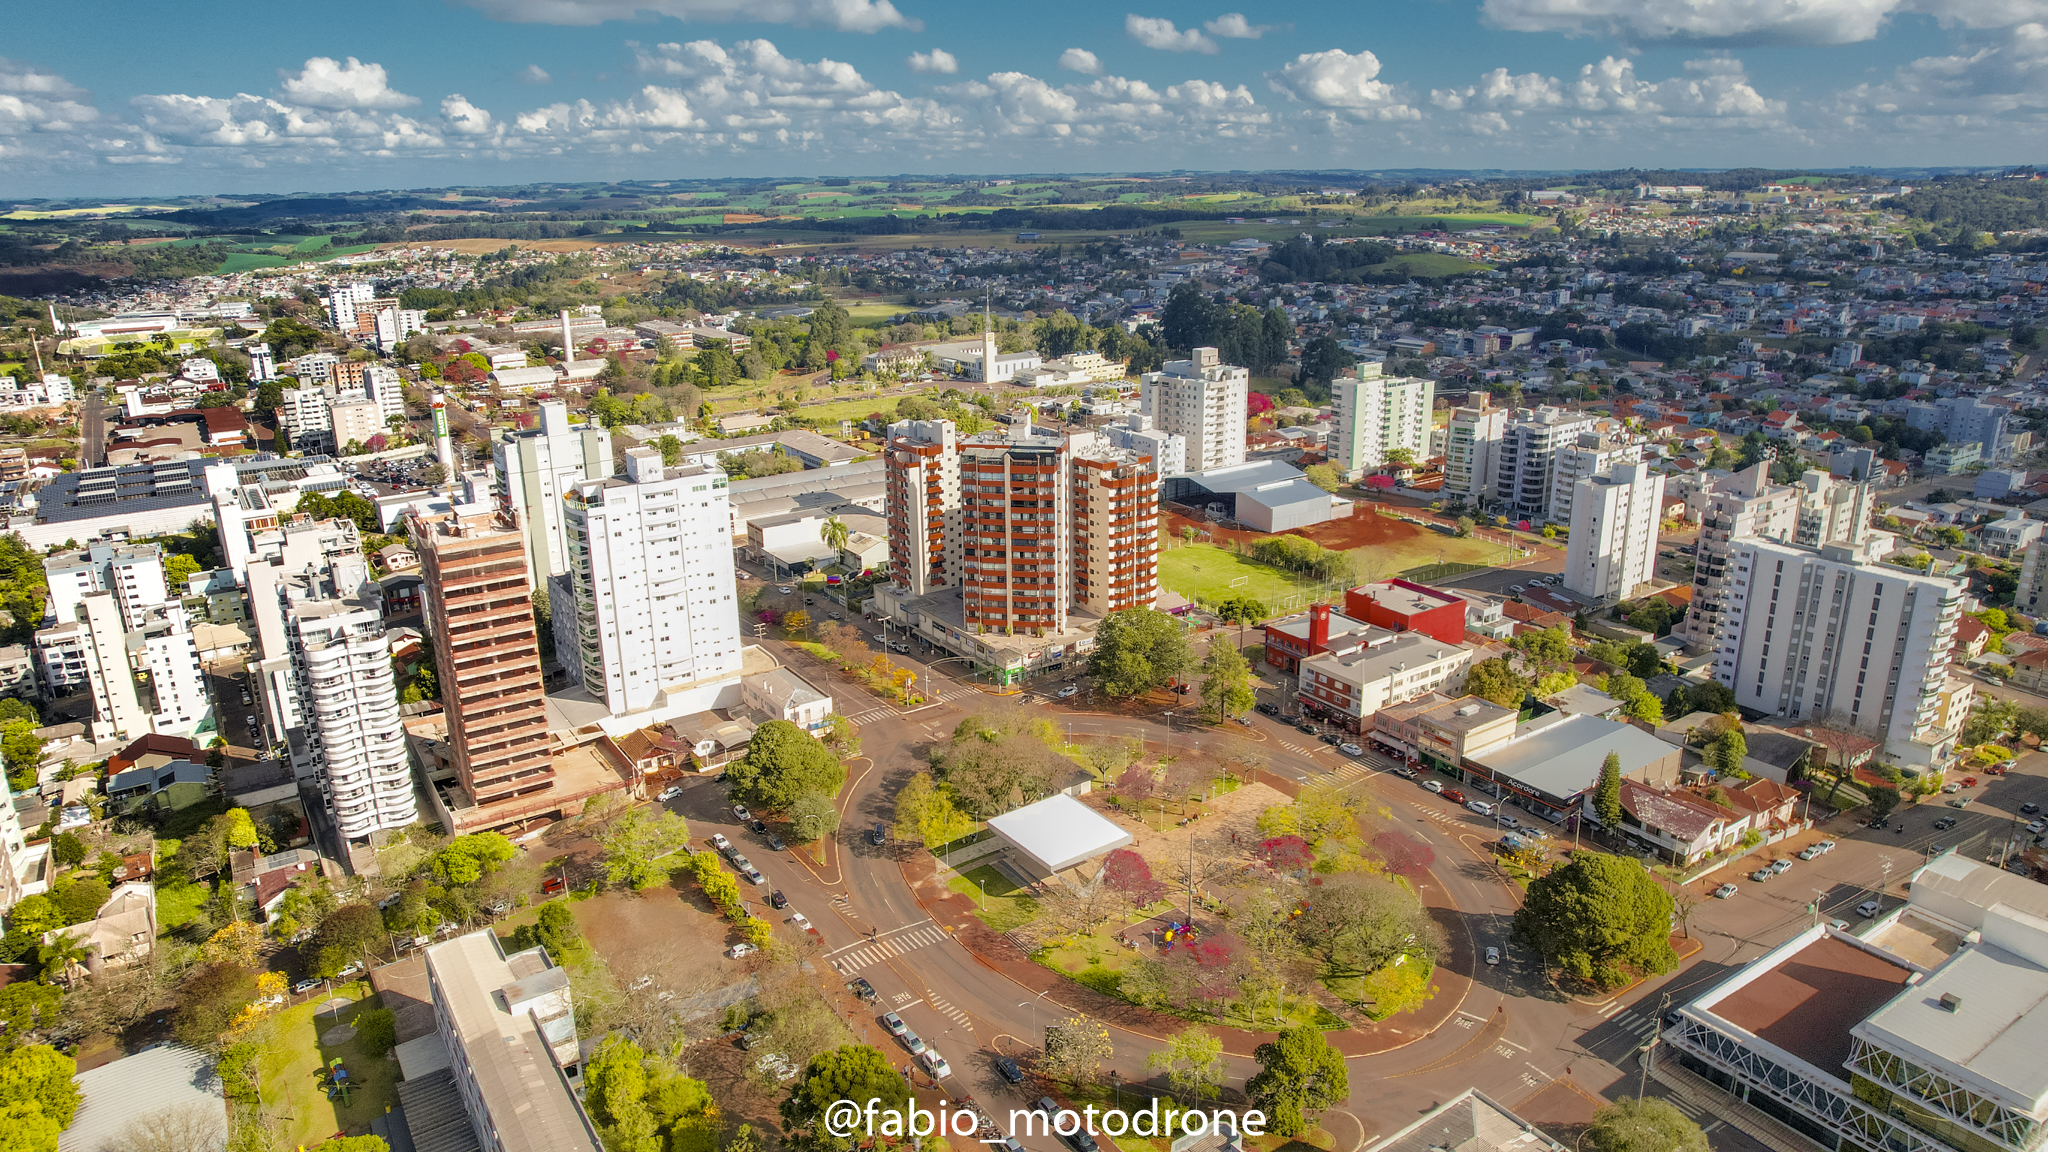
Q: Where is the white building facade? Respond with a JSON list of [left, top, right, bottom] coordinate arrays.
[[1563, 462, 1666, 603], [1329, 363, 1434, 480], [1494, 406, 1595, 521], [1140, 347, 1248, 473], [1548, 433, 1638, 528], [1443, 401, 1506, 506], [494, 400, 615, 587]]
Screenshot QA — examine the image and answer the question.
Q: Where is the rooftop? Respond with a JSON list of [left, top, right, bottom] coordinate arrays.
[[1468, 713, 1677, 801], [1300, 632, 1467, 686], [1361, 1087, 1565, 1152], [987, 794, 1134, 874], [1706, 930, 1915, 1078], [1349, 578, 1462, 616], [1855, 928, 2048, 1113]]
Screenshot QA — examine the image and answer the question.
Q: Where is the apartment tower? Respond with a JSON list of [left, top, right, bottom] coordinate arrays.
[[1139, 347, 1248, 473], [413, 512, 554, 810], [1494, 406, 1595, 521], [1330, 362, 1434, 480], [493, 400, 615, 588], [1443, 398, 1506, 507], [960, 429, 1075, 636], [1563, 462, 1665, 604], [1068, 432, 1161, 617], [882, 419, 962, 597]]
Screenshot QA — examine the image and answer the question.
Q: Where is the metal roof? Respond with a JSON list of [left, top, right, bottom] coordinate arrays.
[[987, 794, 1134, 874], [1468, 713, 1677, 801], [60, 1044, 222, 1152]]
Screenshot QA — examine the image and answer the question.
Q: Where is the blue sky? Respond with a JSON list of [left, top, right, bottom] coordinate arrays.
[[4, 0, 2046, 196]]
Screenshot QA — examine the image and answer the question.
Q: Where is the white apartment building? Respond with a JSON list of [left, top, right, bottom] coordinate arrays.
[[882, 418, 963, 597], [1791, 468, 1879, 551], [562, 449, 742, 717], [494, 400, 615, 587], [362, 364, 406, 425], [1494, 406, 1595, 521], [1678, 463, 1799, 652], [1140, 347, 1248, 472], [35, 593, 148, 741], [279, 386, 335, 452], [1563, 462, 1665, 603], [247, 343, 276, 383], [1298, 630, 1474, 732], [1101, 414, 1185, 478], [1548, 432, 1638, 527], [290, 596, 412, 838], [44, 543, 176, 631], [1716, 538, 1964, 767], [1443, 400, 1506, 506], [1329, 362, 1434, 480], [325, 281, 374, 331]]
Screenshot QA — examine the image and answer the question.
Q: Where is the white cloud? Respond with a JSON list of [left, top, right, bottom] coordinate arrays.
[[1431, 55, 1787, 137], [443, 94, 497, 134], [1830, 22, 2048, 133], [0, 57, 100, 135], [906, 49, 959, 74], [456, 0, 919, 32], [1204, 13, 1270, 38], [517, 64, 553, 84], [1058, 48, 1103, 74], [1126, 15, 1219, 54], [274, 57, 419, 110], [1480, 0, 2048, 46], [1266, 48, 1420, 120]]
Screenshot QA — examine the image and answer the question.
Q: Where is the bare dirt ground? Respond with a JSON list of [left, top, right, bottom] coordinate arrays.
[[573, 883, 737, 998], [1163, 505, 1434, 553], [1091, 780, 1292, 881]]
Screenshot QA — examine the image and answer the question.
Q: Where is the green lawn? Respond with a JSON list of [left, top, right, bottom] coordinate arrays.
[[1357, 253, 1494, 278], [154, 877, 210, 930], [835, 300, 913, 327], [254, 982, 400, 1149], [946, 865, 1040, 933], [1338, 521, 1510, 578], [1156, 540, 1324, 612]]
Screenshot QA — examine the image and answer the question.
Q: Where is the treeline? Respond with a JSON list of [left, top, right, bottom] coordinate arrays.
[[1890, 179, 2048, 234], [1258, 236, 1396, 284]]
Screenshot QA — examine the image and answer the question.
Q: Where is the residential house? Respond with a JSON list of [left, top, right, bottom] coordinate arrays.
[[41, 882, 155, 978], [596, 727, 686, 796]]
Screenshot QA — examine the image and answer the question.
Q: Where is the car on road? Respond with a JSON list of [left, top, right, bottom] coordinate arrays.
[[804, 596, 815, 605], [888, 641, 912, 654], [710, 834, 733, 855], [1750, 868, 1774, 882], [776, 586, 793, 595], [870, 823, 886, 846], [769, 890, 788, 909], [848, 977, 878, 1003], [658, 785, 684, 802], [1713, 884, 1738, 899], [994, 1055, 1024, 1083], [766, 833, 787, 851], [2030, 820, 2047, 835], [750, 819, 768, 835], [1467, 800, 1495, 817], [1947, 798, 1971, 809], [1485, 946, 1501, 965], [1769, 858, 1794, 874], [1256, 702, 1279, 716], [787, 912, 811, 931], [1319, 733, 1341, 745], [920, 1050, 952, 1079], [1857, 900, 1883, 918], [1423, 780, 1444, 794], [733, 804, 753, 822], [1509, 584, 1525, 593], [1340, 743, 1364, 756], [882, 1012, 908, 1036], [726, 943, 757, 959], [829, 611, 842, 620], [1442, 788, 1468, 804], [901, 1029, 927, 1056], [1056, 684, 1079, 698], [1829, 918, 1852, 932], [1295, 722, 1317, 735], [1933, 816, 1958, 830], [1497, 814, 1520, 830], [1393, 765, 1419, 779]]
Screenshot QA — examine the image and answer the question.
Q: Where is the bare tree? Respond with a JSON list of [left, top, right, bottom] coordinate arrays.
[[1804, 712, 1879, 806], [116, 1102, 227, 1152]]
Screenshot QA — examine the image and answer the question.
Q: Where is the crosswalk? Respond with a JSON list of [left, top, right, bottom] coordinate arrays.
[[846, 688, 982, 725], [830, 922, 951, 975], [1279, 740, 1320, 757], [830, 891, 862, 921], [928, 994, 975, 1032], [1596, 999, 1663, 1040]]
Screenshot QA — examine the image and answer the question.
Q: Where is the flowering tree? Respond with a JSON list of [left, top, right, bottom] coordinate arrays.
[[1102, 848, 1166, 907], [1257, 835, 1314, 872]]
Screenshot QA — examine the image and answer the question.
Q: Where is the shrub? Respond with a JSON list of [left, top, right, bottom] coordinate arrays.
[[354, 1008, 397, 1058]]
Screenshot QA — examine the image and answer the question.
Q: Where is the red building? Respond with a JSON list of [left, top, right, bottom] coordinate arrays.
[[1343, 579, 1467, 645], [1262, 603, 1371, 673]]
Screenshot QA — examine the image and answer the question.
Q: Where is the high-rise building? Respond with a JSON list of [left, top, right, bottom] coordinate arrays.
[[1677, 463, 1799, 652], [1547, 432, 1637, 527], [1140, 347, 1248, 472], [44, 543, 176, 631], [34, 592, 147, 740], [882, 418, 962, 598], [361, 364, 406, 425], [248, 519, 413, 840], [279, 385, 334, 453], [493, 401, 614, 588], [1101, 414, 1185, 478], [1442, 398, 1506, 506], [959, 429, 1075, 636], [330, 396, 384, 454], [36, 544, 206, 741], [1791, 467, 1880, 551], [1329, 362, 1434, 480], [1069, 432, 1162, 618], [247, 343, 276, 383], [1563, 462, 1665, 603], [559, 449, 741, 716], [1908, 395, 2010, 460], [1716, 537, 1963, 767], [413, 512, 554, 814], [1494, 406, 1595, 521]]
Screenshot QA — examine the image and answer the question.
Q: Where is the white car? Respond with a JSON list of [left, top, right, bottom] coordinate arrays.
[[1856, 900, 1883, 918], [1055, 684, 1079, 698], [1713, 883, 1738, 899], [658, 785, 684, 802], [1466, 800, 1495, 817], [2032, 819, 2047, 835], [1484, 946, 1500, 966], [1423, 780, 1445, 794], [787, 912, 811, 931], [777, 585, 793, 595], [881, 1011, 908, 1036], [919, 1049, 952, 1078], [727, 942, 758, 958], [1340, 743, 1365, 757]]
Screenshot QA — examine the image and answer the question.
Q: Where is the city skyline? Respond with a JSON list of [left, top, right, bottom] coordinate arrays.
[[9, 0, 2048, 195]]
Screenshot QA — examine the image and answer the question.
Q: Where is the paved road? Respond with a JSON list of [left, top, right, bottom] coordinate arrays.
[[80, 393, 104, 468]]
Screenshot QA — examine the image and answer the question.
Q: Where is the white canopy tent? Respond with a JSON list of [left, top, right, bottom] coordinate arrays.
[[986, 794, 1135, 875]]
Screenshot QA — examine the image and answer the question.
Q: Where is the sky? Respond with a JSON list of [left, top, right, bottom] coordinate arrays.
[[6, 0, 2048, 197]]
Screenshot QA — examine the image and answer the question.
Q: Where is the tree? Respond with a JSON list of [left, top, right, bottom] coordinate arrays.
[[1199, 637, 1255, 721], [1211, 594, 1268, 625], [1868, 785, 1902, 823], [309, 903, 385, 976], [596, 808, 693, 890], [727, 720, 846, 810], [1455, 515, 1476, 537], [1101, 848, 1165, 907], [1246, 1025, 1350, 1138], [0, 1045, 80, 1152], [1146, 1026, 1225, 1103], [1594, 751, 1624, 828], [785, 791, 840, 844], [1461, 658, 1527, 708], [46, 834, 84, 869], [1303, 463, 1340, 491], [1295, 874, 1439, 977], [173, 962, 257, 1045], [1584, 1096, 1710, 1152], [892, 771, 968, 847], [1513, 851, 1677, 989], [818, 515, 850, 555], [780, 1045, 908, 1152], [1513, 626, 1574, 667], [1087, 607, 1194, 697], [115, 1101, 230, 1152], [354, 1008, 397, 1058], [1041, 1016, 1112, 1084], [223, 808, 259, 851], [427, 831, 516, 885]]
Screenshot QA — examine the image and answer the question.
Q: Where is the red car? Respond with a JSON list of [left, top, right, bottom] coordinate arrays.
[[1962, 776, 1979, 788], [541, 876, 567, 895], [1442, 788, 1468, 804]]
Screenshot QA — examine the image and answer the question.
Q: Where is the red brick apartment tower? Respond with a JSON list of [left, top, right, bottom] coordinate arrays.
[[960, 431, 1071, 636], [883, 419, 960, 596], [413, 512, 555, 808], [1071, 441, 1161, 616]]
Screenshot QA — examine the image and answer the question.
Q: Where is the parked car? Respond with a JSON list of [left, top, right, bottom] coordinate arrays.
[[1947, 798, 1970, 809], [733, 804, 753, 822], [1466, 800, 1495, 817], [770, 890, 788, 909], [1319, 733, 1340, 746], [1856, 900, 1883, 918], [1769, 858, 1794, 874], [766, 833, 787, 852], [1799, 845, 1824, 860], [1423, 780, 1444, 794], [740, 863, 767, 885], [776, 586, 793, 595], [787, 912, 811, 931], [882, 1012, 908, 1036], [1296, 722, 1317, 735], [901, 1029, 927, 1056], [994, 1055, 1024, 1084], [1498, 814, 1520, 830], [1750, 868, 1774, 882], [1340, 743, 1364, 756], [1815, 840, 1836, 853], [710, 833, 733, 855], [1393, 765, 1419, 779], [1713, 884, 1738, 899], [727, 943, 757, 959], [1484, 946, 1500, 966], [889, 641, 912, 654], [1255, 702, 1279, 716], [1828, 919, 1852, 932], [1055, 684, 1079, 698], [847, 977, 878, 1003], [870, 823, 887, 846], [919, 1050, 952, 1078], [1962, 776, 1979, 788], [658, 784, 684, 802], [1442, 788, 1468, 804], [336, 961, 363, 978], [1941, 783, 1963, 794], [2024, 803, 2041, 815], [293, 977, 322, 994]]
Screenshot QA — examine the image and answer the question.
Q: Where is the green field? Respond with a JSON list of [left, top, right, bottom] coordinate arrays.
[[1359, 253, 1494, 278], [1157, 541, 1334, 612], [251, 982, 399, 1150]]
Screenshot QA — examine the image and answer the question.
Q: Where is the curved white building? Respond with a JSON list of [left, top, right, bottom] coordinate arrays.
[[295, 601, 414, 838]]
